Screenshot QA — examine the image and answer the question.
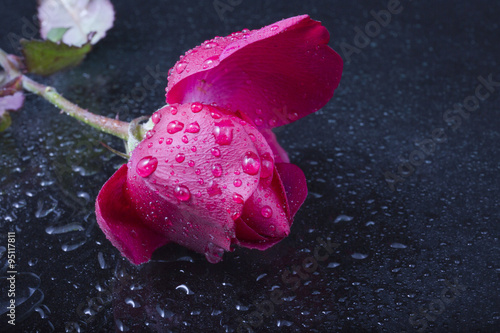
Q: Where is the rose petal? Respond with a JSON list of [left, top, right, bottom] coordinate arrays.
[[126, 103, 266, 262], [95, 165, 168, 265], [260, 129, 290, 164], [166, 15, 343, 129], [275, 163, 308, 218]]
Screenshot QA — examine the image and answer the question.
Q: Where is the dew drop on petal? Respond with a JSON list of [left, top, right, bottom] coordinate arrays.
[[182, 135, 189, 143], [169, 106, 178, 115], [191, 102, 203, 113], [204, 41, 218, 49], [146, 130, 155, 139], [242, 151, 260, 175], [271, 25, 279, 31], [167, 120, 184, 134], [211, 147, 221, 157], [188, 160, 195, 167], [175, 153, 185, 163], [260, 153, 274, 178], [175, 61, 187, 74], [166, 138, 173, 145], [232, 193, 244, 204], [174, 185, 191, 201], [202, 56, 219, 69], [151, 111, 161, 124], [136, 156, 158, 177], [212, 164, 223, 177], [186, 121, 200, 133], [213, 121, 234, 145], [254, 118, 263, 126], [261, 206, 273, 218], [233, 179, 242, 187]]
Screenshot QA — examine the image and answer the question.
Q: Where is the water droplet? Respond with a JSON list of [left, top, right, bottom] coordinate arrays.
[[210, 110, 222, 119], [260, 153, 274, 178], [204, 41, 218, 49], [271, 25, 279, 31], [191, 102, 203, 113], [390, 243, 408, 249], [175, 61, 187, 74], [167, 120, 184, 134], [288, 112, 299, 121], [176, 284, 194, 295], [174, 185, 191, 201], [191, 146, 197, 152], [242, 151, 260, 175], [254, 118, 263, 126], [186, 121, 200, 133], [233, 179, 242, 187], [261, 206, 273, 218], [213, 120, 234, 145], [351, 253, 368, 260], [166, 138, 173, 145], [212, 164, 223, 177], [204, 242, 224, 263], [182, 135, 189, 143], [169, 105, 178, 115], [232, 193, 244, 204], [151, 111, 161, 124], [188, 160, 195, 167], [175, 153, 185, 163], [145, 130, 155, 139], [137, 156, 158, 177], [203, 56, 219, 69], [211, 147, 221, 157], [268, 118, 277, 127], [198, 178, 204, 185], [334, 215, 353, 223], [195, 169, 201, 175]]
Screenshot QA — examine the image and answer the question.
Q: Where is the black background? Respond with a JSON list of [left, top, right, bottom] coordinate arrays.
[[1, 0, 499, 332]]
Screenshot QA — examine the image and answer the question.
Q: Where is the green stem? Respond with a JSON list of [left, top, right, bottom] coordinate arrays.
[[21, 76, 129, 140], [1, 48, 130, 140]]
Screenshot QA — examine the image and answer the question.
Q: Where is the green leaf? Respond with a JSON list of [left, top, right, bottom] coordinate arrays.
[[46, 27, 71, 43], [0, 112, 12, 132], [20, 39, 92, 76]]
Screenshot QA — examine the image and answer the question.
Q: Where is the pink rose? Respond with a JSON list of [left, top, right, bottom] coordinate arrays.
[[96, 15, 343, 264]]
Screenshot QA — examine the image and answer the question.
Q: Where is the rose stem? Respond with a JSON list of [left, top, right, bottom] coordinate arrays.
[[0, 48, 130, 141]]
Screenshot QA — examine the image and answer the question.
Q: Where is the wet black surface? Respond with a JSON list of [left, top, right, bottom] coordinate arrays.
[[1, 0, 499, 332]]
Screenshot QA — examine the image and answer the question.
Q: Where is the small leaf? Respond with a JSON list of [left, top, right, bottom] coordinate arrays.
[[21, 39, 92, 76], [0, 112, 12, 132], [38, 0, 115, 47], [46, 27, 71, 43]]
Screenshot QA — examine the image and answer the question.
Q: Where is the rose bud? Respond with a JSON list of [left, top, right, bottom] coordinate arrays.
[[96, 103, 307, 264]]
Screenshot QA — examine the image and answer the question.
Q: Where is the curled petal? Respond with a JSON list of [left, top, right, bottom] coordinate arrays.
[[95, 165, 168, 265], [166, 15, 343, 129]]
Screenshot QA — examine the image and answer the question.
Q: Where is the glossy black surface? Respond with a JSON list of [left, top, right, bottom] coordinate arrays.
[[1, 0, 499, 332]]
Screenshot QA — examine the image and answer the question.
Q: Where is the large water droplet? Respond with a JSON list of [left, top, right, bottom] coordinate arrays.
[[204, 242, 224, 263], [136, 156, 158, 177], [213, 120, 234, 145], [261, 206, 273, 218], [151, 111, 161, 124], [232, 193, 244, 204], [233, 179, 242, 187], [242, 151, 260, 175], [169, 105, 178, 115], [167, 120, 184, 134], [191, 102, 203, 113], [186, 121, 200, 133], [182, 135, 189, 143], [175, 153, 185, 163], [175, 61, 187, 74], [203, 56, 219, 69], [174, 185, 191, 201], [212, 164, 223, 177], [260, 153, 274, 178], [211, 147, 221, 157]]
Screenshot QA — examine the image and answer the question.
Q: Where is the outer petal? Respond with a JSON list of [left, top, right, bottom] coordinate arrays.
[[275, 163, 308, 218], [126, 103, 265, 263], [166, 15, 343, 129], [95, 165, 169, 265]]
